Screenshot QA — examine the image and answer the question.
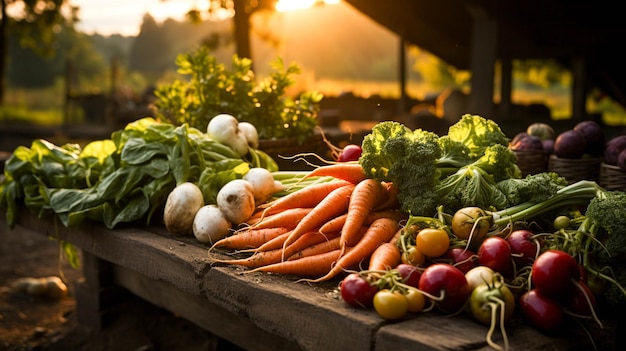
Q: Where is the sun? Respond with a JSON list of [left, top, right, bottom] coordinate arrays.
[[276, 0, 340, 12]]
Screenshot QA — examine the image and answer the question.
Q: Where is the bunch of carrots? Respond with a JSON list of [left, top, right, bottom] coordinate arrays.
[[208, 162, 408, 282]]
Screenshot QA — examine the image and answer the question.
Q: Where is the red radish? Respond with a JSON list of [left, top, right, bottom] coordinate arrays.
[[531, 250, 580, 297], [519, 289, 564, 333], [564, 279, 597, 318], [395, 263, 422, 288], [506, 229, 539, 267], [418, 263, 469, 313], [477, 236, 513, 276], [337, 144, 363, 162], [340, 273, 378, 308], [441, 247, 476, 274]]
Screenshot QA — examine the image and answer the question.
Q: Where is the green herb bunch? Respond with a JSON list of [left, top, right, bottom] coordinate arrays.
[[153, 46, 323, 144]]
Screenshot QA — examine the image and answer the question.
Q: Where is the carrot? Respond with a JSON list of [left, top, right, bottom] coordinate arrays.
[[367, 242, 401, 271], [302, 163, 367, 184], [214, 231, 340, 268], [339, 179, 385, 251], [244, 248, 347, 277], [318, 213, 348, 234], [287, 235, 342, 261], [319, 210, 406, 235], [208, 227, 290, 251], [258, 179, 351, 216], [372, 182, 400, 211], [245, 229, 293, 253], [301, 217, 400, 283], [242, 207, 313, 230], [280, 183, 356, 259]]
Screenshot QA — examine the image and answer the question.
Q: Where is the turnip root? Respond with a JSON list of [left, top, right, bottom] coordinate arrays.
[[238, 122, 259, 149], [217, 179, 256, 224], [207, 114, 250, 156], [11, 276, 68, 300], [243, 167, 276, 203], [164, 182, 205, 235], [193, 204, 232, 244]]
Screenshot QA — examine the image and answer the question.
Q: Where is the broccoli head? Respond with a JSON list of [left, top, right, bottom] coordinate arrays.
[[496, 172, 568, 206], [359, 121, 442, 216], [447, 114, 510, 158]]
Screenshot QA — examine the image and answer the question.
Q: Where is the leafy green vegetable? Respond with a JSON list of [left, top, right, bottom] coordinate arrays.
[[153, 46, 323, 144], [0, 117, 277, 229], [359, 114, 520, 216], [496, 172, 568, 206]]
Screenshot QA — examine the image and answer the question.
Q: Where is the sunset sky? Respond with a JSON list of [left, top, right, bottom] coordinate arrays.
[[71, 0, 340, 36]]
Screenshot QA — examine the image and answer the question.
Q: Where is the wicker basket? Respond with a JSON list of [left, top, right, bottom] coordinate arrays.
[[258, 133, 329, 170], [514, 150, 547, 177], [599, 162, 626, 191], [548, 155, 603, 183]]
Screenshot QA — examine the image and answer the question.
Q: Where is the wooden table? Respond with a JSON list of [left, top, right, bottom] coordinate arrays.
[[3, 209, 619, 351]]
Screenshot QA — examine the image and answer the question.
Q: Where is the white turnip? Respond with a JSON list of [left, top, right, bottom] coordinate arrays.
[[217, 179, 256, 224], [207, 114, 250, 156], [164, 182, 205, 235], [238, 122, 259, 149], [243, 167, 275, 203], [193, 204, 232, 244]]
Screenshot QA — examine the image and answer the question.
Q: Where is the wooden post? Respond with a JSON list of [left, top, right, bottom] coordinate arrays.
[[571, 56, 587, 121], [468, 16, 497, 118]]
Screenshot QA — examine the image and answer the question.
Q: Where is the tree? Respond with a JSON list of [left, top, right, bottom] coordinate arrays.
[[0, 0, 76, 104], [128, 14, 174, 78]]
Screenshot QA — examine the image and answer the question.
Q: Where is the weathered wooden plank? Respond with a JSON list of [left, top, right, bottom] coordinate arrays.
[[113, 263, 301, 351]]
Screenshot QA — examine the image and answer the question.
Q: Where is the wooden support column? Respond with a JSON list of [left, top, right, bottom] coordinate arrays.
[[398, 32, 408, 117], [497, 58, 513, 119], [468, 17, 497, 118], [571, 56, 587, 121]]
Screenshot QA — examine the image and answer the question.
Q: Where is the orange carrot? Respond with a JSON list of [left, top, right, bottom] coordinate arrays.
[[280, 183, 356, 259], [367, 242, 401, 271], [209, 227, 290, 251], [318, 213, 348, 234], [287, 235, 342, 261], [319, 210, 406, 235], [258, 180, 351, 216], [246, 229, 293, 253], [303, 163, 367, 184], [340, 179, 385, 250], [242, 207, 313, 230], [302, 217, 400, 283], [244, 248, 347, 277], [373, 182, 400, 211], [214, 231, 340, 268]]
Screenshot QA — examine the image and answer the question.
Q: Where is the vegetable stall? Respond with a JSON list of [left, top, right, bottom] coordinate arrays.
[[2, 50, 625, 350]]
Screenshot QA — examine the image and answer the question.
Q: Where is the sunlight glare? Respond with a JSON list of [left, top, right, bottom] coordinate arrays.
[[276, 0, 339, 12]]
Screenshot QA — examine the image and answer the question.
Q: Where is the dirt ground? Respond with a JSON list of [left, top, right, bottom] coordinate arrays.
[[0, 225, 243, 351]]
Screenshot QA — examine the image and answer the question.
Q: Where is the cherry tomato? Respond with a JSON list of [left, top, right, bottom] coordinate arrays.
[[469, 280, 515, 325], [418, 263, 469, 313], [531, 249, 580, 297], [340, 273, 378, 308], [464, 265, 496, 292], [451, 207, 492, 244], [395, 263, 422, 288], [337, 144, 362, 162], [373, 289, 408, 320], [404, 289, 426, 313], [519, 289, 564, 333], [401, 245, 425, 266], [506, 229, 539, 267], [415, 228, 450, 258], [478, 236, 513, 276]]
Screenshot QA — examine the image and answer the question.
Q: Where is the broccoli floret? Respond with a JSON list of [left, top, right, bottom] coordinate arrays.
[[579, 191, 626, 311], [447, 114, 510, 158], [496, 172, 568, 206], [471, 144, 521, 182], [359, 121, 442, 216]]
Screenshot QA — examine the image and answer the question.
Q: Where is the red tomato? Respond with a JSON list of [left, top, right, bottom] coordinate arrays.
[[340, 273, 378, 308], [519, 289, 564, 333], [337, 144, 362, 162], [506, 229, 539, 267], [531, 250, 580, 297], [418, 263, 469, 313], [477, 236, 513, 276]]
